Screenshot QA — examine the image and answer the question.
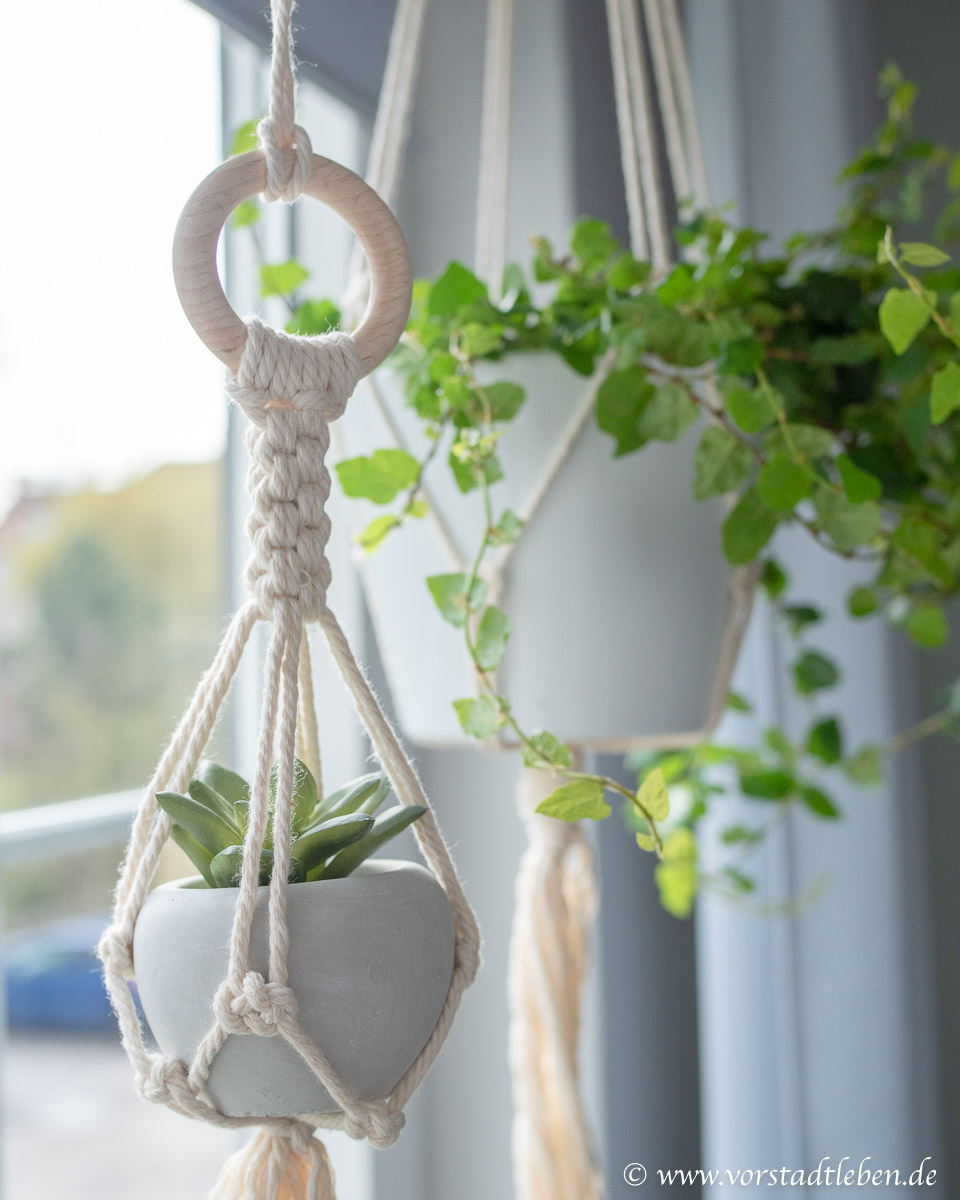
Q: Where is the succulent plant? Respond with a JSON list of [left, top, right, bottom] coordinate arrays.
[[156, 760, 424, 888]]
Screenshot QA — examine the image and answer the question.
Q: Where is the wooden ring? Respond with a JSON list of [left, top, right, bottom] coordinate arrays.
[[172, 150, 412, 377]]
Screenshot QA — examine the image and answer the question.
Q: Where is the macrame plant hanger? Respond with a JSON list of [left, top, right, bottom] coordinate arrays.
[[97, 4, 479, 1198], [333, 4, 742, 1200]]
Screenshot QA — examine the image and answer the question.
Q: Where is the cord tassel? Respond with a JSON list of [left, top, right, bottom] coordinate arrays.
[[210, 1123, 336, 1200]]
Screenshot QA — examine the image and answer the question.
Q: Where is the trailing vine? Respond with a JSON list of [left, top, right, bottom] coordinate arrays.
[[231, 67, 960, 916]]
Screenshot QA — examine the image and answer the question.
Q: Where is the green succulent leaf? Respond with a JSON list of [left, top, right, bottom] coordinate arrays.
[[156, 792, 239, 858], [316, 806, 427, 880], [293, 813, 375, 873], [315, 773, 389, 821], [187, 778, 243, 833], [169, 824, 216, 887], [198, 762, 250, 811], [269, 758, 319, 834]]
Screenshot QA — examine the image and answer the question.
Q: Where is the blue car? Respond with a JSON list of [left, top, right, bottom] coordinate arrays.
[[4, 914, 119, 1033]]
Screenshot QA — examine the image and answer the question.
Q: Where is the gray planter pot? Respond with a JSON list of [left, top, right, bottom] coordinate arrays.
[[133, 860, 456, 1118]]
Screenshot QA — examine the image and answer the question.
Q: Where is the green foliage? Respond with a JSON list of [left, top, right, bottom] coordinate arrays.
[[156, 761, 423, 887], [224, 80, 960, 918]]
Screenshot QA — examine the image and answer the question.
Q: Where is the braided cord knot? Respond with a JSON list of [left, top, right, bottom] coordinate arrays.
[[342, 1101, 406, 1148], [214, 971, 298, 1037], [228, 318, 361, 620]]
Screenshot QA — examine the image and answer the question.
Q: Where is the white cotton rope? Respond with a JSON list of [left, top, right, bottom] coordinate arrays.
[[475, 0, 514, 296], [509, 767, 603, 1200], [99, 312, 479, 1200]]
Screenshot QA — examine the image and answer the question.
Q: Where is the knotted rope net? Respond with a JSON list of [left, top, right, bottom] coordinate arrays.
[[98, 313, 480, 1199]]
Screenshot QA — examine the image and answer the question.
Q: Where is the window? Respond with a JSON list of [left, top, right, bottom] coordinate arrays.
[[0, 2, 232, 1195]]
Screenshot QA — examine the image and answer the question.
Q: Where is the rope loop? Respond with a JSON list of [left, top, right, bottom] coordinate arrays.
[[214, 972, 299, 1037], [258, 117, 314, 203], [97, 924, 134, 979]]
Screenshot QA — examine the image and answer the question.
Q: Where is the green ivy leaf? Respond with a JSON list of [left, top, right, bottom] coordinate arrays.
[[536, 778, 611, 822], [807, 716, 843, 765], [760, 559, 789, 599], [801, 785, 841, 819], [596, 366, 654, 456], [740, 769, 794, 800], [808, 332, 883, 366], [453, 695, 503, 738], [724, 385, 777, 433], [635, 767, 670, 821], [521, 730, 573, 769], [230, 199, 260, 228], [692, 427, 753, 499], [355, 514, 398, 551], [286, 299, 341, 335], [607, 253, 649, 290], [336, 449, 420, 503], [229, 118, 260, 156], [657, 264, 695, 306], [756, 453, 813, 510], [475, 606, 512, 670], [484, 382, 526, 422], [260, 259, 310, 298], [899, 242, 951, 267], [722, 488, 780, 565], [654, 828, 698, 918], [847, 586, 878, 617], [878, 287, 931, 354], [763, 423, 835, 460], [843, 745, 885, 785], [428, 261, 488, 317], [717, 337, 765, 376], [460, 322, 503, 356], [836, 454, 882, 502], [571, 218, 618, 271], [426, 574, 487, 628], [726, 691, 752, 713], [793, 650, 841, 694], [489, 509, 524, 545], [905, 605, 948, 648], [638, 383, 698, 443], [812, 490, 881, 552], [782, 604, 822, 635], [929, 361, 960, 424]]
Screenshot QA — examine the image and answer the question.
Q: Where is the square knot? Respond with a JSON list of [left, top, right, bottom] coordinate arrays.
[[214, 972, 298, 1036], [226, 317, 362, 424]]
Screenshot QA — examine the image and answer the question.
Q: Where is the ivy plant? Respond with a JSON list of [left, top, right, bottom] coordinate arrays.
[[231, 67, 960, 916]]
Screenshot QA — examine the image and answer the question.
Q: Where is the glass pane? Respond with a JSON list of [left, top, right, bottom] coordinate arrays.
[[1, 0, 232, 1194]]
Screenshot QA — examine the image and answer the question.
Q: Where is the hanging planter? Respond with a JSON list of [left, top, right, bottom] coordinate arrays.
[[97, 8, 479, 1196], [340, 351, 745, 749], [134, 863, 455, 1119]]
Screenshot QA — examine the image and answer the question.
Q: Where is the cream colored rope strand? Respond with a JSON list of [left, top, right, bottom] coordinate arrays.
[[660, 0, 710, 207], [475, 0, 514, 296], [509, 766, 603, 1200], [296, 625, 323, 795], [640, 0, 690, 204], [619, 0, 669, 270], [604, 0, 649, 260]]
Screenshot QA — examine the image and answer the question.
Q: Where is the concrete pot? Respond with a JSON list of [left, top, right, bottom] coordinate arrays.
[[338, 353, 746, 749], [133, 860, 455, 1118]]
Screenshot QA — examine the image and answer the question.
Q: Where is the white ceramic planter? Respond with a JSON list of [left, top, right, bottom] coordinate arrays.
[[338, 354, 746, 748], [133, 861, 455, 1118]]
